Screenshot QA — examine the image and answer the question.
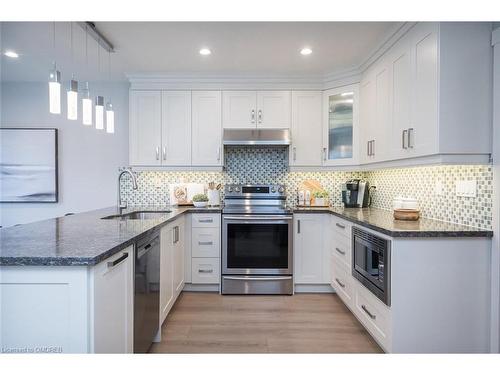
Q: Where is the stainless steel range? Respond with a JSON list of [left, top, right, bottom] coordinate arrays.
[[221, 184, 293, 295]]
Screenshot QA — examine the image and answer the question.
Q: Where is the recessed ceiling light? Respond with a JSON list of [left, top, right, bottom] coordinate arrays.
[[300, 47, 312, 56], [199, 48, 211, 56], [4, 50, 19, 58]]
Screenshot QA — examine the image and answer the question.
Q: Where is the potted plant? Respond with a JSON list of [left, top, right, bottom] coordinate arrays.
[[192, 193, 209, 208], [313, 191, 329, 207]]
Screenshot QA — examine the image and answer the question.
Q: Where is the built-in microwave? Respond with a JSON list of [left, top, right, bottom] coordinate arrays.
[[352, 227, 391, 306]]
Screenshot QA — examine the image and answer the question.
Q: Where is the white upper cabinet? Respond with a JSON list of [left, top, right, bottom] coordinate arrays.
[[162, 91, 192, 166], [359, 75, 375, 164], [191, 91, 222, 166], [129, 91, 162, 166], [290, 91, 323, 166], [322, 84, 359, 166], [222, 91, 257, 128], [256, 91, 291, 129], [223, 91, 291, 129]]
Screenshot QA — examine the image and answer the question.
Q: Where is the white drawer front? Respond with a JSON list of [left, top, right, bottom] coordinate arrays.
[[192, 227, 220, 258], [331, 216, 351, 239], [191, 258, 220, 284], [331, 259, 354, 309], [192, 213, 220, 228], [331, 234, 351, 269], [354, 280, 391, 351]]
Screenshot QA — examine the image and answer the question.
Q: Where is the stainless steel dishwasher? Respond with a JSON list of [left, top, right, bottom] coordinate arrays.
[[134, 231, 160, 353]]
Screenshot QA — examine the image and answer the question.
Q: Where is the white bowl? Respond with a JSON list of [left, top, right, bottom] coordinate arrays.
[[193, 201, 208, 208]]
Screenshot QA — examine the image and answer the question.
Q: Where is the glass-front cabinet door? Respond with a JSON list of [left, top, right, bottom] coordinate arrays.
[[322, 84, 359, 166]]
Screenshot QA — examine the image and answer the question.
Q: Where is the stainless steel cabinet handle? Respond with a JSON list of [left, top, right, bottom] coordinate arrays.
[[402, 130, 408, 149], [162, 147, 166, 160], [198, 218, 213, 223], [367, 141, 370, 156], [198, 269, 214, 273], [408, 128, 414, 149], [293, 147, 297, 161], [361, 304, 376, 320], [217, 146, 221, 162], [371, 140, 375, 156], [107, 252, 128, 268], [155, 146, 160, 160], [297, 220, 301, 234], [335, 278, 345, 288], [198, 241, 213, 246], [251, 109, 255, 123], [173, 226, 179, 244], [323, 147, 327, 161], [335, 223, 346, 229], [335, 247, 346, 255], [258, 109, 262, 123]]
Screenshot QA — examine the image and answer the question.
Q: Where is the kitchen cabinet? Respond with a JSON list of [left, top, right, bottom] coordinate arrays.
[[92, 246, 134, 353], [191, 91, 222, 166], [129, 91, 162, 165], [294, 214, 329, 284], [322, 84, 360, 166], [129, 91, 191, 166], [172, 217, 185, 295], [360, 22, 492, 165], [160, 223, 174, 324], [290, 91, 323, 166], [223, 91, 291, 129]]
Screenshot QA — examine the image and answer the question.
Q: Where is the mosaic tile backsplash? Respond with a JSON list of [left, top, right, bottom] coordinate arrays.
[[121, 147, 493, 229]]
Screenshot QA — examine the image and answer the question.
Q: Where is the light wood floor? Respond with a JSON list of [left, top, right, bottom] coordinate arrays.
[[149, 292, 383, 353]]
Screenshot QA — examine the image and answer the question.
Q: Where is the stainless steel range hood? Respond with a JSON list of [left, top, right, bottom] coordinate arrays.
[[222, 129, 291, 146]]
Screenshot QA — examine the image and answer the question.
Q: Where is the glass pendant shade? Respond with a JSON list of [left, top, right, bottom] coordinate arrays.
[[48, 68, 61, 114], [95, 96, 104, 130], [67, 79, 78, 120], [106, 102, 115, 134], [82, 82, 92, 125]]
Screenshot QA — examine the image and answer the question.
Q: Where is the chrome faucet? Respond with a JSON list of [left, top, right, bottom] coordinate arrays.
[[117, 168, 138, 209]]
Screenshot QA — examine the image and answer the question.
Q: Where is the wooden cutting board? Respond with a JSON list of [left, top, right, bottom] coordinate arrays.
[[298, 180, 325, 196]]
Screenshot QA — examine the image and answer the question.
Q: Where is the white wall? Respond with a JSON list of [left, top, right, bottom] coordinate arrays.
[[0, 81, 129, 227]]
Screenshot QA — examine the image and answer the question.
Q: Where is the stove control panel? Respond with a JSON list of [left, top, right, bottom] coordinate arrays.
[[224, 184, 286, 198]]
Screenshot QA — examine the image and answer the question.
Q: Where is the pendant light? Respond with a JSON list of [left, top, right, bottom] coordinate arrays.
[[106, 50, 115, 133], [67, 23, 78, 120], [48, 22, 61, 114], [82, 25, 92, 126], [95, 42, 104, 130]]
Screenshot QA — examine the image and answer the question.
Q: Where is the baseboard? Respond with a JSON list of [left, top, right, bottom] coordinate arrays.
[[294, 284, 335, 293], [183, 283, 220, 292]]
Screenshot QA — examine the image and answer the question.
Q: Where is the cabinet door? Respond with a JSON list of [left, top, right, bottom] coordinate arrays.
[[222, 91, 256, 129], [161, 91, 192, 166], [322, 84, 359, 166], [173, 220, 185, 295], [92, 246, 134, 353], [411, 23, 438, 157], [256, 91, 291, 129], [373, 62, 391, 162], [294, 214, 325, 284], [160, 225, 174, 324], [359, 75, 375, 164], [390, 42, 413, 160], [129, 91, 162, 166], [290, 91, 322, 166], [192, 91, 222, 166]]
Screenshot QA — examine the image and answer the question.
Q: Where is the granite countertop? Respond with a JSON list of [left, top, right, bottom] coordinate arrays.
[[293, 206, 493, 238], [0, 206, 221, 266]]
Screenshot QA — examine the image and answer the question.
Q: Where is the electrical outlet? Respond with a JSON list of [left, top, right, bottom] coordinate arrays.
[[455, 180, 477, 198]]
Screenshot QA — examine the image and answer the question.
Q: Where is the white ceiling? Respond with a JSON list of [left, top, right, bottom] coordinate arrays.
[[1, 22, 402, 82]]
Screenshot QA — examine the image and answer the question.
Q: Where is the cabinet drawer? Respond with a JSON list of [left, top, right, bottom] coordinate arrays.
[[192, 227, 220, 258], [330, 234, 351, 269], [354, 280, 391, 350], [192, 213, 220, 228], [331, 216, 351, 239], [331, 259, 354, 309], [191, 258, 220, 284]]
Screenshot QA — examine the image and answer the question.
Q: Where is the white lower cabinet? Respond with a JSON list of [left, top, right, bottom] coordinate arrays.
[[294, 214, 330, 285], [172, 217, 185, 295], [191, 258, 220, 284], [330, 259, 354, 309]]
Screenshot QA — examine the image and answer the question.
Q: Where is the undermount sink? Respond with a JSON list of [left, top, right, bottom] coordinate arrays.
[[101, 211, 171, 220]]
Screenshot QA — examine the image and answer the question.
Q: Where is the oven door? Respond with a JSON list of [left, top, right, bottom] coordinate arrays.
[[222, 215, 293, 275]]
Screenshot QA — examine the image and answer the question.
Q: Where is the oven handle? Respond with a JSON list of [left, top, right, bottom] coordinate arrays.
[[223, 276, 293, 281], [223, 215, 293, 221]]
